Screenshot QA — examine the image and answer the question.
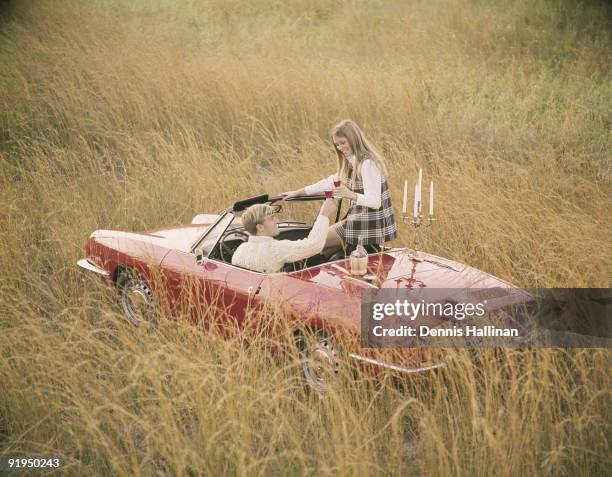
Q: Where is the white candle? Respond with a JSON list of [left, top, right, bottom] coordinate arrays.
[[417, 168, 423, 214], [429, 181, 434, 216], [413, 183, 418, 218], [402, 180, 408, 215]]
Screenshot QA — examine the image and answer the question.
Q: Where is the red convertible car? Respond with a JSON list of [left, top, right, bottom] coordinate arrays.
[[77, 193, 525, 391]]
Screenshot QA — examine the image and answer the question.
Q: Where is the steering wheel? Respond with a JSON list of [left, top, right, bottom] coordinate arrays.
[[219, 230, 250, 263]]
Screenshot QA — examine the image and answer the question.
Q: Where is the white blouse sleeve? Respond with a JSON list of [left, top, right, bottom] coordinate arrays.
[[354, 160, 382, 209], [304, 174, 336, 195]]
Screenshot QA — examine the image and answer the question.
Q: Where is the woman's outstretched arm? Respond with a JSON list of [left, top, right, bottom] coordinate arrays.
[[304, 174, 336, 194], [283, 173, 336, 198]]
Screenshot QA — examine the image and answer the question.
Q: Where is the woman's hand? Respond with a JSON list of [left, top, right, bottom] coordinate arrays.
[[333, 184, 357, 201]]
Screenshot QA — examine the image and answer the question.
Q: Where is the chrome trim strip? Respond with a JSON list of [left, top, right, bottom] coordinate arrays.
[[342, 276, 379, 289], [422, 258, 462, 272], [77, 258, 110, 276], [331, 264, 350, 274], [348, 353, 446, 374]]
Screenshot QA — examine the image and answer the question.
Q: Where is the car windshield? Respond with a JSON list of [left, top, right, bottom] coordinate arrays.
[[190, 195, 348, 260], [193, 213, 236, 256]]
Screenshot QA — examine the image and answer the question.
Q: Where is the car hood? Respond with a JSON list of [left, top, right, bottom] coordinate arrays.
[[91, 223, 212, 253], [144, 224, 213, 252]]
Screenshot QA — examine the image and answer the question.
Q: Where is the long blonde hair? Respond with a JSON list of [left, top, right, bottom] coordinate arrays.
[[331, 119, 388, 182]]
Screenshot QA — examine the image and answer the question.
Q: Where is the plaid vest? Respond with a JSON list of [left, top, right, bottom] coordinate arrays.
[[338, 161, 398, 245]]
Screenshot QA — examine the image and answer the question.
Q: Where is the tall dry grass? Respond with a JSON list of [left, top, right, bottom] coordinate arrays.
[[0, 0, 610, 475]]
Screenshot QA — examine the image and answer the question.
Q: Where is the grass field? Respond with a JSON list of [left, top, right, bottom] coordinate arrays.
[[0, 0, 610, 475]]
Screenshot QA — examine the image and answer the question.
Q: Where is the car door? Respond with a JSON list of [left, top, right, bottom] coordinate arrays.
[[160, 249, 266, 327], [198, 258, 267, 329], [159, 212, 266, 328]]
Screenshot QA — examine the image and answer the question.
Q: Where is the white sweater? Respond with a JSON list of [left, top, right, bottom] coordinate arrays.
[[231, 215, 330, 273], [304, 155, 382, 209]]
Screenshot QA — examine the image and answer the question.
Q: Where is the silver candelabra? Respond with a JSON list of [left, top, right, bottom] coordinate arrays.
[[402, 208, 436, 261], [401, 169, 436, 261]]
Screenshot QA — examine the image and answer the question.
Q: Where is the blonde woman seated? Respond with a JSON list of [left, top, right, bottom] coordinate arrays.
[[283, 119, 397, 257], [232, 199, 336, 273]]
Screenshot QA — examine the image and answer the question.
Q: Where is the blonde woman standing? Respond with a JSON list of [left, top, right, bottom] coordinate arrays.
[[283, 119, 397, 256]]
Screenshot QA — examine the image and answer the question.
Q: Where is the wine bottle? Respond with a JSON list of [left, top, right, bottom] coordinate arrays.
[[350, 236, 368, 276]]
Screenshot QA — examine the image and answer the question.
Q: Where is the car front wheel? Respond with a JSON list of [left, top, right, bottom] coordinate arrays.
[[117, 270, 156, 328], [296, 331, 340, 393]]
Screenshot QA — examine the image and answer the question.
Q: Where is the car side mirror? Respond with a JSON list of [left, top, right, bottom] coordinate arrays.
[[195, 248, 204, 264]]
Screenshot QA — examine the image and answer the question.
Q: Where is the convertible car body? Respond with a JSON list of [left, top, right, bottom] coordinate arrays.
[[77, 193, 528, 389]]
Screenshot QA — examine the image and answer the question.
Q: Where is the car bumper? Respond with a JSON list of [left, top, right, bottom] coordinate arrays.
[[348, 353, 446, 374], [76, 258, 110, 277]]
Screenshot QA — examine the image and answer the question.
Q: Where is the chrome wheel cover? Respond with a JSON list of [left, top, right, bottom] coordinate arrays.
[[121, 278, 154, 327], [302, 337, 339, 393]]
